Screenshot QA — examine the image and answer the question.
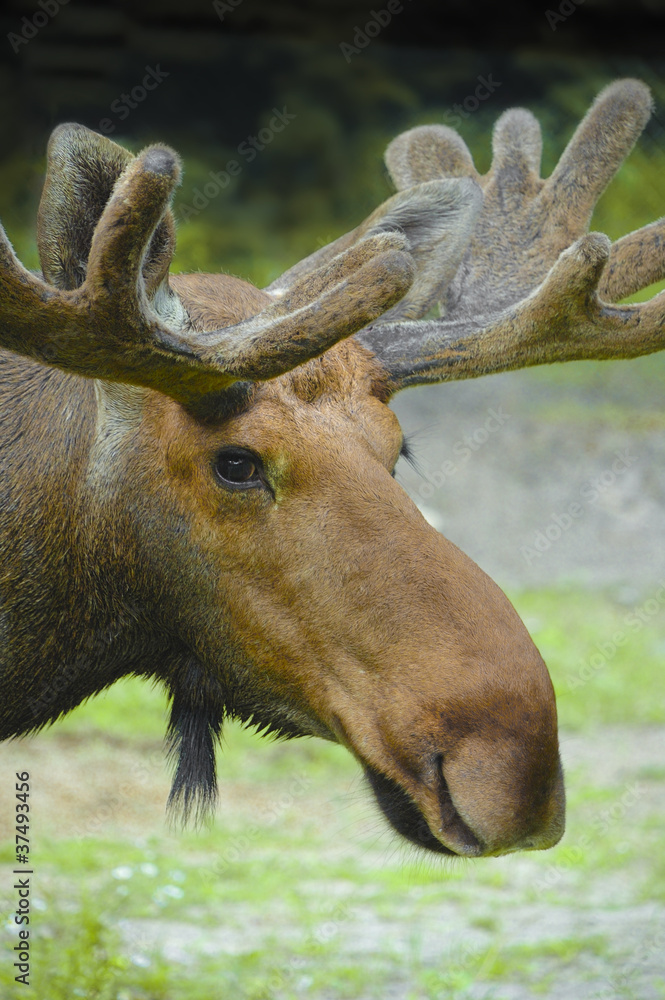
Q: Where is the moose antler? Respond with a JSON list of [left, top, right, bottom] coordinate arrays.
[[357, 78, 665, 388], [0, 125, 414, 407]]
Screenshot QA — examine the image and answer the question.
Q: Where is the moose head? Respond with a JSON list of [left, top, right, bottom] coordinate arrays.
[[1, 79, 663, 858]]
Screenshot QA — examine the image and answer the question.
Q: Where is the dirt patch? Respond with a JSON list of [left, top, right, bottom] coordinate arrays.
[[0, 733, 170, 843]]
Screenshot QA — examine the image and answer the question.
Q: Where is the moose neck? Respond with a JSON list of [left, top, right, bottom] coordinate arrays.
[[0, 352, 178, 738]]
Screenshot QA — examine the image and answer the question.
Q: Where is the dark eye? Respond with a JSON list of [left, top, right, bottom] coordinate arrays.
[[214, 448, 264, 490]]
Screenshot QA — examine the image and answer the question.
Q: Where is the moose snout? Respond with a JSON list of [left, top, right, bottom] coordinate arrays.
[[362, 716, 565, 858], [436, 737, 566, 856]]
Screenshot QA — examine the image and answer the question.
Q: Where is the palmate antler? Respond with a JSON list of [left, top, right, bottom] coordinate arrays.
[[0, 126, 416, 408], [357, 79, 665, 389]]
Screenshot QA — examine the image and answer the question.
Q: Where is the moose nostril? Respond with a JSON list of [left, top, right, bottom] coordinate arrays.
[[438, 741, 566, 856], [435, 759, 484, 856]]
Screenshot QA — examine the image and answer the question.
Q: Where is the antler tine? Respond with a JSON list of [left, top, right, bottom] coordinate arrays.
[[88, 150, 416, 380], [195, 232, 415, 381], [385, 125, 479, 188], [598, 218, 665, 302], [359, 78, 665, 390], [540, 79, 652, 232], [486, 109, 543, 209], [86, 146, 181, 300], [379, 79, 657, 322], [0, 133, 415, 405], [266, 177, 482, 322], [360, 232, 665, 388], [37, 123, 178, 298], [384, 109, 542, 195]]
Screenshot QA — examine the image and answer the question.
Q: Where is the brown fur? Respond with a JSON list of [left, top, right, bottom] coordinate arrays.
[[0, 337, 564, 854]]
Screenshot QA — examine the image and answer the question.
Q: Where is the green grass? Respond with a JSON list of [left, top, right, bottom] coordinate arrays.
[[516, 587, 665, 730]]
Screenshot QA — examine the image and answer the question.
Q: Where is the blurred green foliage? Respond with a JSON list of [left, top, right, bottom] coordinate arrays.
[[2, 50, 664, 293]]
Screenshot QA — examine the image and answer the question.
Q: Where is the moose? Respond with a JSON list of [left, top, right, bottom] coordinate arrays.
[[1, 79, 664, 859]]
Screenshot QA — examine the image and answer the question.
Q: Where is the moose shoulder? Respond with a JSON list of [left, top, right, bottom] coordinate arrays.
[[2, 79, 664, 859]]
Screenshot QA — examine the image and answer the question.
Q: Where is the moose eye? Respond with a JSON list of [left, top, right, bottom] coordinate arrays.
[[214, 448, 264, 490]]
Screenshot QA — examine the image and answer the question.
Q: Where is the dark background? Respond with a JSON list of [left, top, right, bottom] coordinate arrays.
[[2, 0, 665, 286], [1, 0, 665, 147]]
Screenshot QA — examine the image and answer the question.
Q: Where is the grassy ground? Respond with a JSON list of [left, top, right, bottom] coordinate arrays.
[[0, 586, 664, 999]]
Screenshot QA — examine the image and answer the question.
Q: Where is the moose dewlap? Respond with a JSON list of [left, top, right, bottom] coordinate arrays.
[[2, 78, 664, 857]]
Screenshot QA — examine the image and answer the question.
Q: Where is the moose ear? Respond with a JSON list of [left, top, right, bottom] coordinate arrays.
[[37, 123, 176, 294], [355, 178, 482, 321], [267, 177, 482, 322]]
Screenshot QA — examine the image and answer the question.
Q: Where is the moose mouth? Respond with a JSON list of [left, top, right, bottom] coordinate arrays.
[[364, 761, 483, 857]]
